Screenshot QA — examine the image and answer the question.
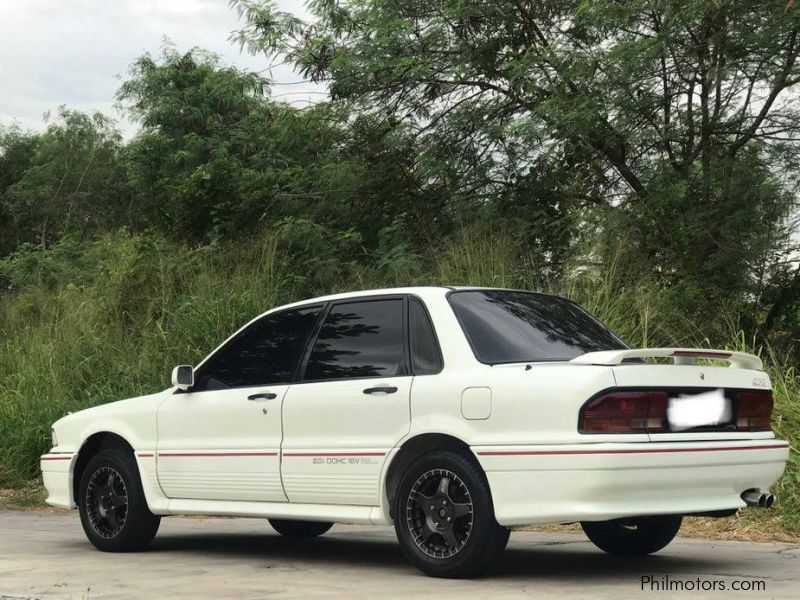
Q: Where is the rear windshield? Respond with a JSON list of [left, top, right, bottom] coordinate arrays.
[[448, 290, 628, 364]]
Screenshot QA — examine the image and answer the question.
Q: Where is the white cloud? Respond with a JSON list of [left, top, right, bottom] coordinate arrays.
[[0, 0, 323, 138]]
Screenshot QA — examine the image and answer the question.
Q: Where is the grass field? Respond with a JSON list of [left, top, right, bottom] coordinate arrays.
[[0, 228, 797, 538]]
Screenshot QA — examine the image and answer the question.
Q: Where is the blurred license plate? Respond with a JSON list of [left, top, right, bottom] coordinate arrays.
[[667, 389, 731, 431]]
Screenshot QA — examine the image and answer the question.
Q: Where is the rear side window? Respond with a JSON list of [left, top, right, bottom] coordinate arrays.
[[193, 306, 322, 391], [303, 299, 406, 381], [409, 298, 443, 374], [448, 290, 627, 364]]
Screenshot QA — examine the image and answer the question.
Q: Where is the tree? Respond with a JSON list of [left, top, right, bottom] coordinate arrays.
[[0, 126, 39, 254], [0, 109, 128, 253], [118, 47, 452, 248], [231, 0, 800, 322]]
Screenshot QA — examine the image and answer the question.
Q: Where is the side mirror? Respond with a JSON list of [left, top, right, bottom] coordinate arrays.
[[171, 365, 194, 390]]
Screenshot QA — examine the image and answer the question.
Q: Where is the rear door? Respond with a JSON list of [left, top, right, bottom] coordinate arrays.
[[280, 296, 412, 506]]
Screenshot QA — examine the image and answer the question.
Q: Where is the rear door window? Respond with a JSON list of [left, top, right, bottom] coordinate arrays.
[[303, 299, 406, 381], [409, 298, 443, 374]]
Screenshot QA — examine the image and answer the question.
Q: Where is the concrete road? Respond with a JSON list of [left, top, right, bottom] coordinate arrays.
[[1, 510, 798, 599]]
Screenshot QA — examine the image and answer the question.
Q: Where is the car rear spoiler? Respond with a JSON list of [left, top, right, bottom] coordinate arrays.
[[569, 348, 762, 370]]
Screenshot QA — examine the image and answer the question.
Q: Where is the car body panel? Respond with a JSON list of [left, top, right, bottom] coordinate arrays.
[[476, 439, 789, 525]]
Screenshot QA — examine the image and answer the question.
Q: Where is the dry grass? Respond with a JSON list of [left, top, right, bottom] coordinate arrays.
[[0, 480, 65, 512], [679, 514, 800, 543], [521, 514, 800, 544]]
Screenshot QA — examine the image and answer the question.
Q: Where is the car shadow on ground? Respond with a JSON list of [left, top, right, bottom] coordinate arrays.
[[97, 528, 732, 581]]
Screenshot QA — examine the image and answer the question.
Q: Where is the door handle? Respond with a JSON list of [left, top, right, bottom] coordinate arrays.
[[248, 392, 278, 401], [363, 386, 398, 395]]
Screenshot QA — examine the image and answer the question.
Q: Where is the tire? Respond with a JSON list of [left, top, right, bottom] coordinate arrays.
[[393, 450, 510, 578], [269, 519, 334, 538], [78, 448, 160, 552], [581, 515, 682, 556]]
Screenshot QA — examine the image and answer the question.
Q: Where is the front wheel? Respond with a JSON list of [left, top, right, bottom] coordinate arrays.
[[581, 515, 682, 556], [269, 519, 333, 538], [394, 450, 509, 578], [78, 449, 160, 552]]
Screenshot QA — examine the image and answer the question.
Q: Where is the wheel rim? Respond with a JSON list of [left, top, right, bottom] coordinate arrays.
[[85, 466, 128, 539], [406, 468, 474, 559]]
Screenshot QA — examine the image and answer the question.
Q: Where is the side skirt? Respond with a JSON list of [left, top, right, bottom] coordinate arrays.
[[164, 498, 390, 525]]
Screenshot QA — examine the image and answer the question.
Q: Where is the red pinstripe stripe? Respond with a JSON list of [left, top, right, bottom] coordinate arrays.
[[137, 453, 154, 458], [157, 452, 278, 457], [40, 456, 72, 461], [282, 452, 386, 457], [477, 443, 789, 457]]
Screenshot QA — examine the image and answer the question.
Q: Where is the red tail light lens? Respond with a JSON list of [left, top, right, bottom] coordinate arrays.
[[579, 388, 774, 433], [580, 391, 668, 433], [736, 391, 773, 431]]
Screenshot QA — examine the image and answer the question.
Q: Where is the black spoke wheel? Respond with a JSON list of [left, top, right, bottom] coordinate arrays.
[[78, 448, 160, 552], [85, 467, 129, 538], [406, 469, 473, 558], [581, 515, 682, 556], [394, 450, 509, 578]]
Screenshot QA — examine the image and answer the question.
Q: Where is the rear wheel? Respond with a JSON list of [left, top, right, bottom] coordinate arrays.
[[394, 450, 509, 578], [581, 515, 682, 556], [78, 449, 160, 552], [268, 519, 333, 538]]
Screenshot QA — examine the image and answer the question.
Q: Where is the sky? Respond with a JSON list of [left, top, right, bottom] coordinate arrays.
[[0, 0, 323, 138]]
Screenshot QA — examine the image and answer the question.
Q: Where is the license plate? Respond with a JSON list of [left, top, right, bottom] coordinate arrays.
[[667, 389, 731, 431]]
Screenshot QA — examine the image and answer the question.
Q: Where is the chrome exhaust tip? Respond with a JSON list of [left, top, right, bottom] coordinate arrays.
[[741, 489, 776, 508]]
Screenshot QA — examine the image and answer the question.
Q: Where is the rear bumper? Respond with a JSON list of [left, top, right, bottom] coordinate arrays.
[[40, 453, 76, 509], [474, 440, 789, 527]]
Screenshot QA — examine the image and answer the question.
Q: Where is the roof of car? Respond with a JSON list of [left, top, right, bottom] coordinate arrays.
[[275, 286, 564, 309], [289, 286, 453, 306]]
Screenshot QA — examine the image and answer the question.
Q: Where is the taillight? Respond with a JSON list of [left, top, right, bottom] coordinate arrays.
[[736, 391, 773, 431], [579, 388, 774, 433], [580, 391, 668, 433]]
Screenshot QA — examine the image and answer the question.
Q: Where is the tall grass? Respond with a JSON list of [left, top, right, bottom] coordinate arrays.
[[0, 227, 797, 533], [0, 231, 295, 482]]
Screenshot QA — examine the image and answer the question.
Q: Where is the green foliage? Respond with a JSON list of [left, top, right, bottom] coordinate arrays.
[[0, 110, 129, 253], [232, 0, 800, 332], [115, 48, 452, 246], [1, 228, 798, 535], [0, 230, 292, 482]]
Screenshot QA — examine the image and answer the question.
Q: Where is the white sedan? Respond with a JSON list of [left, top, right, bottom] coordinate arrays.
[[41, 287, 788, 577]]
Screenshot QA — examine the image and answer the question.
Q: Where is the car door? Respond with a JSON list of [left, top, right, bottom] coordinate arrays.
[[156, 305, 323, 502], [280, 296, 413, 506]]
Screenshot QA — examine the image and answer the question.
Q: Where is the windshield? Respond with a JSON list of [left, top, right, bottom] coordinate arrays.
[[448, 290, 628, 364]]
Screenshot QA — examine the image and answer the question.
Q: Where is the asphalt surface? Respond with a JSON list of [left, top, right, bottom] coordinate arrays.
[[1, 509, 799, 599]]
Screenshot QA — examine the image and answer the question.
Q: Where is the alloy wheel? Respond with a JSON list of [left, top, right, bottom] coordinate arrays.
[[406, 468, 474, 558], [85, 466, 128, 539]]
